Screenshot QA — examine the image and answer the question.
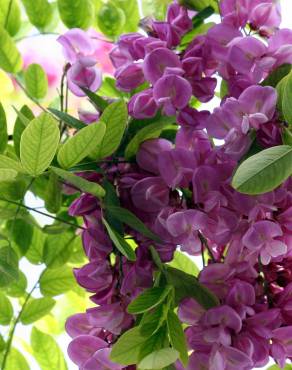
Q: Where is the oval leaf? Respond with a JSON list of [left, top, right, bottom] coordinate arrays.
[[24, 63, 48, 99], [0, 102, 7, 153], [50, 166, 105, 198], [128, 286, 172, 314], [167, 311, 188, 366], [0, 246, 19, 288], [0, 168, 17, 182], [20, 297, 56, 325], [20, 112, 60, 176], [39, 266, 76, 296], [0, 154, 25, 172], [21, 0, 53, 29], [31, 327, 67, 370], [44, 171, 62, 213], [13, 105, 34, 158], [6, 348, 30, 370], [57, 122, 106, 169], [138, 348, 179, 370], [283, 70, 292, 126], [0, 27, 22, 73], [0, 292, 13, 325], [57, 0, 93, 29], [0, 0, 21, 36], [232, 145, 292, 194]]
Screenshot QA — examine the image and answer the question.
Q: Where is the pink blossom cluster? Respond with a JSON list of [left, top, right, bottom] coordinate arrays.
[[64, 1, 292, 369]]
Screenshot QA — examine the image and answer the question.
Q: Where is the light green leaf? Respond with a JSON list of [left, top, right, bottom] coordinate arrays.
[[165, 266, 219, 309], [168, 251, 199, 276], [139, 348, 179, 370], [0, 199, 27, 219], [0, 155, 25, 172], [139, 306, 165, 336], [20, 112, 60, 176], [0, 169, 17, 182], [0, 292, 13, 325], [13, 105, 34, 158], [44, 171, 62, 214], [283, 70, 292, 126], [107, 206, 161, 242], [142, 0, 171, 19], [116, 0, 139, 33], [6, 348, 29, 370], [81, 88, 109, 111], [97, 3, 125, 37], [268, 364, 292, 370], [0, 177, 27, 201], [128, 286, 172, 314], [21, 0, 53, 30], [167, 311, 188, 366], [39, 266, 76, 296], [50, 166, 105, 198], [48, 108, 86, 130], [24, 63, 48, 99], [57, 122, 106, 169], [102, 217, 136, 261], [0, 0, 21, 36], [20, 297, 56, 325], [42, 232, 75, 268], [6, 270, 27, 297], [92, 100, 127, 159], [125, 116, 175, 159], [179, 0, 219, 12], [232, 145, 292, 194], [0, 26, 22, 73], [0, 246, 18, 287], [26, 227, 46, 264], [0, 103, 7, 153], [31, 327, 67, 370], [58, 0, 93, 29]]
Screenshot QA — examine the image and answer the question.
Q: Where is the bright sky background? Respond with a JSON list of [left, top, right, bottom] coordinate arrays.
[[8, 1, 292, 370]]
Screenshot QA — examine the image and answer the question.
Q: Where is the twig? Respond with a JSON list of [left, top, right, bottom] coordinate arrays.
[[15, 32, 60, 43], [198, 231, 216, 262], [14, 78, 47, 112]]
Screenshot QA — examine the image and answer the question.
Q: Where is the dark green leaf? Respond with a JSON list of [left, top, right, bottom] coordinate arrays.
[[13, 105, 34, 158], [48, 108, 86, 130], [0, 246, 18, 287], [31, 327, 68, 370], [192, 6, 214, 27], [262, 64, 291, 88], [20, 297, 56, 324], [24, 63, 48, 99], [25, 227, 45, 264], [128, 286, 172, 314], [103, 179, 123, 234], [0, 0, 21, 36], [7, 218, 33, 255], [139, 306, 164, 336], [167, 311, 188, 366], [43, 232, 75, 268], [232, 145, 292, 194], [39, 266, 76, 296], [21, 0, 53, 29], [81, 88, 109, 111], [165, 266, 219, 309], [138, 326, 168, 362], [0, 292, 13, 325], [282, 128, 292, 146], [107, 206, 161, 242], [139, 348, 179, 370], [179, 0, 218, 12], [283, 71, 292, 126], [44, 171, 62, 213], [102, 218, 136, 261], [0, 103, 7, 153], [51, 166, 105, 198], [58, 0, 93, 29], [6, 270, 27, 297]]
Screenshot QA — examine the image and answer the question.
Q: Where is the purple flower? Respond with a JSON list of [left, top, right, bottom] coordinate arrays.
[[166, 3, 192, 36], [115, 63, 145, 92], [67, 57, 102, 97], [78, 109, 100, 124], [128, 89, 158, 119]]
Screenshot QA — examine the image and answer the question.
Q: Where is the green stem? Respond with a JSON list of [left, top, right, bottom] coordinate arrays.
[[0, 197, 85, 231], [14, 78, 47, 113], [1, 281, 38, 370]]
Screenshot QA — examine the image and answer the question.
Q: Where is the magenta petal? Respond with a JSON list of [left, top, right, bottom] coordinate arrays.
[[68, 335, 107, 367], [83, 348, 123, 370]]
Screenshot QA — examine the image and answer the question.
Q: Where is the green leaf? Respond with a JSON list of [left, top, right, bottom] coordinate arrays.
[[0, 26, 22, 73], [44, 171, 62, 213], [0, 246, 18, 287], [92, 100, 128, 159], [262, 64, 291, 88], [0, 177, 27, 201], [58, 0, 93, 29], [125, 116, 175, 159], [13, 105, 34, 158], [138, 326, 168, 363], [232, 145, 292, 194], [116, 0, 139, 33], [97, 3, 125, 37], [139, 348, 179, 370], [24, 63, 48, 99], [283, 71, 292, 126], [110, 327, 149, 365], [0, 168, 17, 182], [20, 112, 60, 176], [0, 0, 21, 36], [8, 218, 33, 255], [102, 217, 136, 261], [179, 0, 218, 12], [99, 76, 125, 98], [0, 103, 7, 153], [0, 292, 13, 325], [6, 348, 29, 370], [282, 128, 292, 146], [21, 0, 53, 30], [167, 311, 188, 366], [39, 266, 76, 296], [50, 166, 105, 198], [168, 251, 199, 276], [0, 199, 27, 219], [107, 206, 161, 242], [20, 297, 56, 325], [179, 22, 215, 50], [103, 180, 123, 234], [43, 232, 75, 268], [26, 227, 45, 264], [0, 155, 25, 172], [165, 266, 219, 309], [31, 327, 67, 370], [142, 0, 171, 20], [57, 122, 106, 169], [81, 88, 109, 111], [128, 286, 172, 314], [6, 270, 27, 297], [48, 108, 86, 130], [268, 365, 292, 370], [139, 306, 165, 336]]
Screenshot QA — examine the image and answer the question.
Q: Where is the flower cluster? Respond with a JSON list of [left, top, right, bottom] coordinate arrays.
[[63, 1, 292, 369]]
